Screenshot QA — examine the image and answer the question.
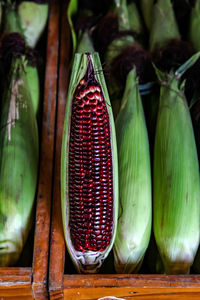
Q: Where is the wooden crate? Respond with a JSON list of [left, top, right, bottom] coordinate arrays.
[[0, 1, 60, 299], [48, 2, 200, 300]]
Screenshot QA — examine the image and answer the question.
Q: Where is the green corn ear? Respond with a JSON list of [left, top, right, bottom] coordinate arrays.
[[113, 69, 152, 274], [0, 56, 39, 266], [188, 0, 200, 51], [149, 0, 180, 51], [61, 52, 118, 273], [153, 53, 200, 274], [18, 1, 49, 48]]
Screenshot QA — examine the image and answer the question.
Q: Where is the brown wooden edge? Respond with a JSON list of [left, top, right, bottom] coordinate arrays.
[[48, 0, 71, 299], [0, 268, 32, 298], [32, 0, 61, 299], [63, 274, 200, 300]]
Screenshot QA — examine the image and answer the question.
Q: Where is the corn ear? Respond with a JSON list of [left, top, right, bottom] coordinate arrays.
[[61, 52, 118, 273], [0, 56, 39, 266], [188, 0, 200, 51], [113, 69, 152, 274], [18, 1, 49, 48], [149, 0, 180, 51], [153, 52, 200, 274]]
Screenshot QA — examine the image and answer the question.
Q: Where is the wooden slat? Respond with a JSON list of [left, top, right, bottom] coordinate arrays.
[[64, 274, 200, 288], [0, 268, 32, 298], [63, 274, 200, 300], [48, 0, 71, 299], [32, 0, 60, 299], [0, 268, 31, 283]]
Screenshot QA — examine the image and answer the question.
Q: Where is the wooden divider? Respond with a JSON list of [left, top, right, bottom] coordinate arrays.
[[32, 0, 60, 298], [48, 0, 71, 298]]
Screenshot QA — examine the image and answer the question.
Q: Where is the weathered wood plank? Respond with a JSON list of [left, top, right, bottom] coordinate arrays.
[[48, 0, 71, 299]]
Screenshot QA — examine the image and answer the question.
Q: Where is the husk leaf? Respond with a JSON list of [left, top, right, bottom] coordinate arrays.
[[0, 56, 39, 266], [153, 60, 200, 274], [114, 69, 152, 274]]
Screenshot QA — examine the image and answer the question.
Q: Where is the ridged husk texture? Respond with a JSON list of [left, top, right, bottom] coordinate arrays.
[[0, 56, 39, 266], [114, 69, 152, 273], [153, 53, 200, 274]]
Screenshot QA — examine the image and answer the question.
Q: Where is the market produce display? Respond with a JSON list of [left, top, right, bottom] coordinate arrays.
[[0, 0, 49, 267], [62, 0, 200, 275]]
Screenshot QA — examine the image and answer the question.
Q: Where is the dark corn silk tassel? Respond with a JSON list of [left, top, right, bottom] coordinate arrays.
[[69, 55, 113, 252], [61, 53, 118, 274]]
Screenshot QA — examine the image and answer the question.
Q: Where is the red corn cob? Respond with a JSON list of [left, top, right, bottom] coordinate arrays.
[[61, 53, 118, 273], [69, 59, 113, 252]]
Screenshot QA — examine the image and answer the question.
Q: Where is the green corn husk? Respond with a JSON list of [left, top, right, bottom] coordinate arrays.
[[61, 52, 118, 274], [25, 64, 40, 117], [140, 0, 154, 31], [127, 1, 145, 45], [18, 1, 49, 48], [76, 30, 95, 54], [153, 52, 200, 275], [3, 1, 49, 48], [0, 55, 39, 266], [113, 69, 152, 274], [68, 0, 78, 56], [149, 0, 180, 51], [3, 1, 22, 34], [188, 0, 200, 51]]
